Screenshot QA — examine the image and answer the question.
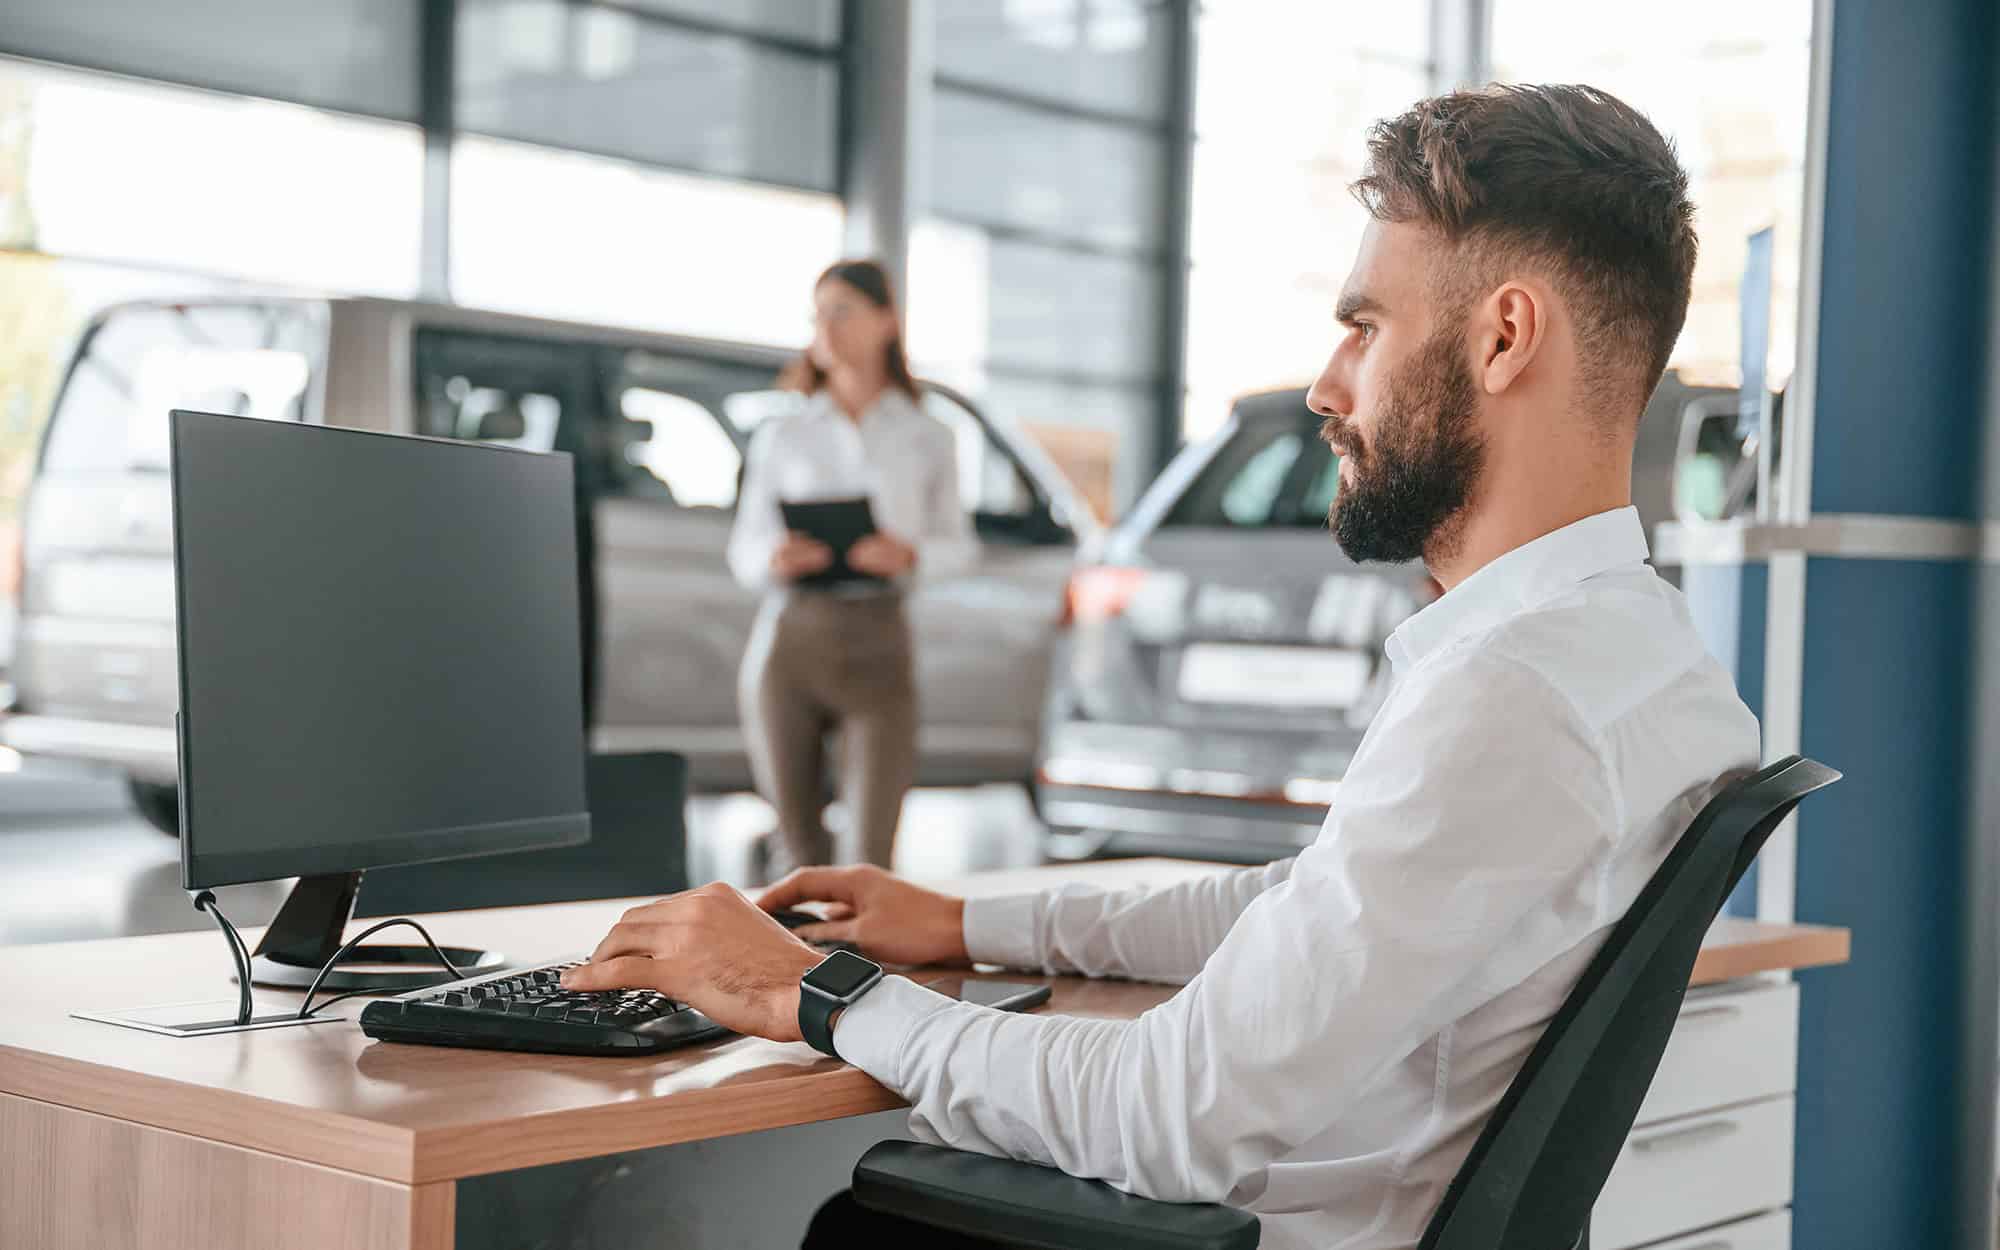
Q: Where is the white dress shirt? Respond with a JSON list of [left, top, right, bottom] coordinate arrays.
[[834, 506, 1759, 1250], [726, 389, 977, 591]]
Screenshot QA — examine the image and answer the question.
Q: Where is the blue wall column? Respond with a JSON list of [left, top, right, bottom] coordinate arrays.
[[1680, 560, 1766, 917], [1787, 3, 1996, 1248]]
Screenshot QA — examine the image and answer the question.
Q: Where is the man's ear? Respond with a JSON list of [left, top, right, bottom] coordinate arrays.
[[1476, 281, 1546, 395]]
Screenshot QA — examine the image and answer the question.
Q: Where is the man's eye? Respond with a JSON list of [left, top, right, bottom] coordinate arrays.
[[1355, 322, 1376, 344]]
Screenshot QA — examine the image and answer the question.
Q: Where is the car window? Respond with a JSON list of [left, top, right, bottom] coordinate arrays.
[[412, 331, 598, 486], [426, 377, 564, 452], [921, 390, 1036, 516], [1219, 432, 1303, 524], [617, 387, 742, 508], [43, 303, 319, 475], [1295, 449, 1342, 525], [1164, 418, 1337, 528]]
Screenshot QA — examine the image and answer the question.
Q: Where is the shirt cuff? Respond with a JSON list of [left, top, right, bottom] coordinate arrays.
[[963, 893, 1043, 970], [831, 974, 955, 1087]]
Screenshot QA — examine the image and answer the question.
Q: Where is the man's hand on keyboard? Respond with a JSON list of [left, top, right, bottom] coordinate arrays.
[[757, 865, 969, 968], [559, 882, 823, 1043]]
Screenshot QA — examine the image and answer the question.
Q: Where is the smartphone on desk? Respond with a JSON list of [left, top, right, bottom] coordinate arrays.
[[923, 977, 1053, 1013]]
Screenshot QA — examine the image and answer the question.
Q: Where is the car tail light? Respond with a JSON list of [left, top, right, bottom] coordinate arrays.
[[1061, 566, 1148, 627]]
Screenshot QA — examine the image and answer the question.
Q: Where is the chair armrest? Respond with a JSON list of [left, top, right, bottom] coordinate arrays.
[[852, 1141, 1260, 1250]]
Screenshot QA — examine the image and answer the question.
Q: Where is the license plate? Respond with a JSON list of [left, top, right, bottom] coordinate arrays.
[[1176, 644, 1372, 709]]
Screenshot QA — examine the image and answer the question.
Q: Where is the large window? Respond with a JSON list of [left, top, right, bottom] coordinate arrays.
[[456, 0, 841, 192], [913, 0, 1179, 519], [0, 0, 420, 121], [448, 1, 847, 348], [0, 57, 422, 295], [1182, 4, 1431, 439], [449, 135, 842, 347], [1492, 1, 1813, 391]]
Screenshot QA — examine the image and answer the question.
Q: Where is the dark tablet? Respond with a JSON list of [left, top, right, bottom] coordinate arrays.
[[780, 496, 882, 588]]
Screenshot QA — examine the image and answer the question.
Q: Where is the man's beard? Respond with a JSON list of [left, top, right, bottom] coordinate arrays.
[[1322, 324, 1484, 565]]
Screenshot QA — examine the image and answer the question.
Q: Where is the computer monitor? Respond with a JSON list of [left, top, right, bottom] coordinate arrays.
[[170, 408, 590, 990]]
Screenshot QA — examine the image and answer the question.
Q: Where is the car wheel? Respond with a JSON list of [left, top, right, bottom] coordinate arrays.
[[127, 778, 180, 836]]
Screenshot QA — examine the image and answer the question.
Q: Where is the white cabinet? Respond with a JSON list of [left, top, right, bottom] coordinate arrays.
[[1639, 1209, 1792, 1250], [1592, 981, 1799, 1250], [1594, 1096, 1794, 1249], [1636, 982, 1798, 1124]]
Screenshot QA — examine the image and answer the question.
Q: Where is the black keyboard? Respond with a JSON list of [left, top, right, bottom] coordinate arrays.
[[357, 911, 855, 1056], [359, 959, 729, 1055]]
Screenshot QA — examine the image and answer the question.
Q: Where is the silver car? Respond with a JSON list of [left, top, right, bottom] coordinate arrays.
[[1035, 388, 1431, 863], [8, 296, 1094, 831]]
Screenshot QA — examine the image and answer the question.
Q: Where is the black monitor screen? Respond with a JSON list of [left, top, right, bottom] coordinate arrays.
[[171, 410, 589, 888]]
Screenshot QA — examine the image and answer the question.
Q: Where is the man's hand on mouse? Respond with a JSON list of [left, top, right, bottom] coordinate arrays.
[[758, 865, 969, 968]]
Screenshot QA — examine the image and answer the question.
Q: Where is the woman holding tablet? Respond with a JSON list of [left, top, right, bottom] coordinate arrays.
[[727, 259, 976, 874]]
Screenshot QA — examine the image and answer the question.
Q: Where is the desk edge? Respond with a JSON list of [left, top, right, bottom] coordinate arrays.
[[0, 1044, 419, 1181]]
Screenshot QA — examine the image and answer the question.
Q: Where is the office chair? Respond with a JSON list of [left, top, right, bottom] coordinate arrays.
[[356, 752, 690, 917], [851, 754, 1840, 1250]]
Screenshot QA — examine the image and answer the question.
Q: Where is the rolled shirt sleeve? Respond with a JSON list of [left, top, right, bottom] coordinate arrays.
[[961, 858, 1297, 985]]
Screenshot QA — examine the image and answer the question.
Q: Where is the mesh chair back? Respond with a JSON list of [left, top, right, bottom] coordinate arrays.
[[1418, 755, 1840, 1250]]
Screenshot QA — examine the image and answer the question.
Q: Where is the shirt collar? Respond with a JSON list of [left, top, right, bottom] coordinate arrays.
[[1385, 506, 1650, 671]]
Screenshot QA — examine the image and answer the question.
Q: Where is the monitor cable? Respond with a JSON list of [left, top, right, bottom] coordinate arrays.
[[191, 889, 256, 1026], [192, 893, 471, 1023], [296, 918, 466, 1021]]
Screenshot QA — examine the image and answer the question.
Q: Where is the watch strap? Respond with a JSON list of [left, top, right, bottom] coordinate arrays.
[[799, 980, 843, 1057], [799, 954, 883, 1058]]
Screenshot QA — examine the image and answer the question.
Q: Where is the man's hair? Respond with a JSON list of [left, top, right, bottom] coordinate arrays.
[[1352, 84, 1697, 419]]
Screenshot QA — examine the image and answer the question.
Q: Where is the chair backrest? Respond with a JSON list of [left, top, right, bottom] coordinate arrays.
[[356, 751, 689, 917], [1418, 754, 1840, 1250]]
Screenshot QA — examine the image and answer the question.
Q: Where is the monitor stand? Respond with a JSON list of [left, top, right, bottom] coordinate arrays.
[[249, 871, 505, 991]]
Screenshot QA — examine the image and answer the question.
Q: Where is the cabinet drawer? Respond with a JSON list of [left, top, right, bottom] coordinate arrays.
[[1637, 982, 1797, 1126], [1594, 1096, 1793, 1250], [1642, 1209, 1791, 1250]]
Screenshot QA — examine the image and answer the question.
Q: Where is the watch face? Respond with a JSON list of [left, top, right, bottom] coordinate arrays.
[[804, 950, 880, 999]]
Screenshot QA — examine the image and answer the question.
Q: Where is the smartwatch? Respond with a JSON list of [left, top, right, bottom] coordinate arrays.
[[799, 949, 884, 1059]]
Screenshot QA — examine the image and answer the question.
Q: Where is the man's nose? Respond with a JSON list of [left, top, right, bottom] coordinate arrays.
[[1307, 356, 1352, 419]]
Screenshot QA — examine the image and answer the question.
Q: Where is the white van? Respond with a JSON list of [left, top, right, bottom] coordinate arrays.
[[8, 296, 1094, 831]]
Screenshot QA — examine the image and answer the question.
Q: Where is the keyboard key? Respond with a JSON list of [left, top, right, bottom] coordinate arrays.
[[534, 1002, 569, 1018]]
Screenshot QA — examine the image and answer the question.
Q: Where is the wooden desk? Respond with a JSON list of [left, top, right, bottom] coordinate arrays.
[[0, 859, 1849, 1250]]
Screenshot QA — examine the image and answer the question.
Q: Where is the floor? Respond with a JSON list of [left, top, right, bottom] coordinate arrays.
[[0, 752, 1045, 949]]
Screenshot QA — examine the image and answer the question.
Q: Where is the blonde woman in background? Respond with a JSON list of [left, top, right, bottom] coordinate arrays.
[[728, 259, 975, 875]]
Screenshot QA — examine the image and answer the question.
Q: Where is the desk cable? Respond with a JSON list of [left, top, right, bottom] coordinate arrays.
[[295, 918, 467, 1020], [191, 890, 256, 1026], [188, 892, 468, 1023]]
